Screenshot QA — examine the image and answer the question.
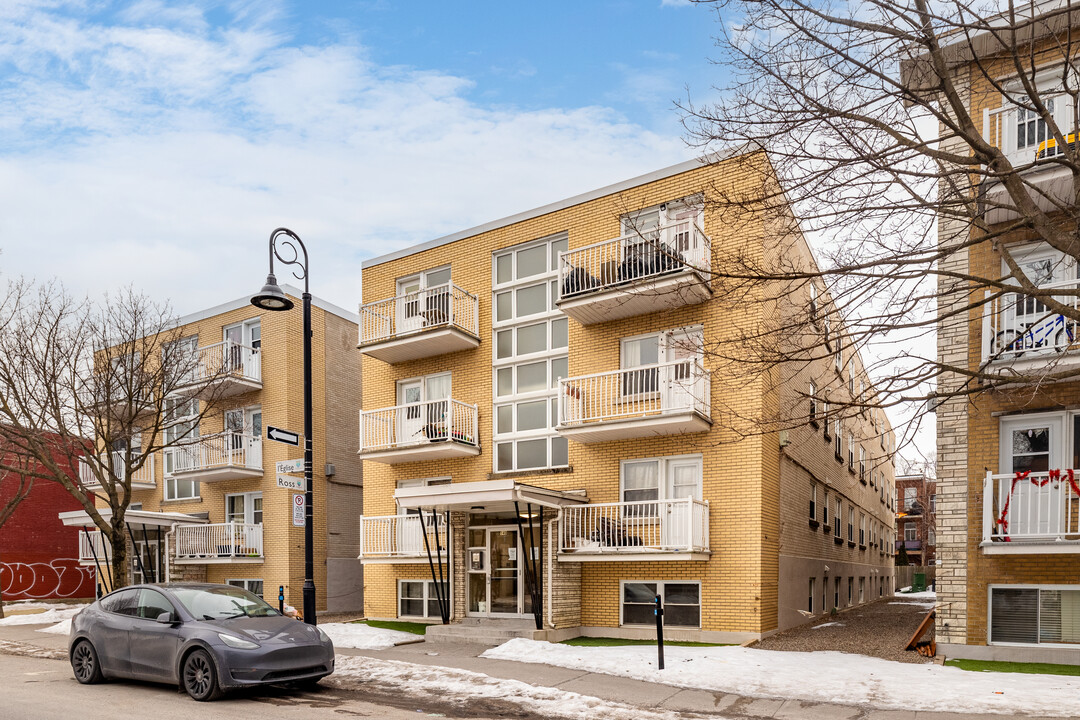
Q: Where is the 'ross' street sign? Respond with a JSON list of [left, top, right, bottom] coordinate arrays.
[[277, 474, 304, 491], [276, 459, 304, 474], [292, 493, 305, 526], [267, 426, 300, 446]]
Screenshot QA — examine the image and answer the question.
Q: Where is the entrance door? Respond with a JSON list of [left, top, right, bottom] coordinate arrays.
[[246, 408, 262, 468], [397, 380, 423, 444], [487, 529, 520, 615]]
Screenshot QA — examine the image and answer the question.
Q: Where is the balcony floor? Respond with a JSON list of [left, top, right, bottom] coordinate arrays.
[[174, 556, 264, 564], [359, 439, 481, 465], [980, 539, 1080, 555], [175, 375, 262, 400], [167, 466, 263, 483], [557, 269, 711, 325], [360, 326, 480, 364], [558, 410, 711, 443], [558, 550, 710, 562]]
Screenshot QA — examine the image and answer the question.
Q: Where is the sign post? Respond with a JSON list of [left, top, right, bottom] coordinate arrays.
[[654, 594, 665, 670]]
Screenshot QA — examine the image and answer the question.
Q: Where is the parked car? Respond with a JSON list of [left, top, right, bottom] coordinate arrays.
[[68, 583, 334, 701]]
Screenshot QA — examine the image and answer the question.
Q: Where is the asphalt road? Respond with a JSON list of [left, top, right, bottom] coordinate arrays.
[[0, 653, 509, 720]]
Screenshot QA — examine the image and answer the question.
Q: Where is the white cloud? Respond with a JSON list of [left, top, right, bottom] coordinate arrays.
[[0, 5, 690, 314]]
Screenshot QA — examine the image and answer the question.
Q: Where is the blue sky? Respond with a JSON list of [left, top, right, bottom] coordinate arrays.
[[0, 0, 728, 313]]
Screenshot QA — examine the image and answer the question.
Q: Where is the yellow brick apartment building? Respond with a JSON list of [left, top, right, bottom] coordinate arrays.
[[64, 289, 363, 613], [356, 152, 896, 642]]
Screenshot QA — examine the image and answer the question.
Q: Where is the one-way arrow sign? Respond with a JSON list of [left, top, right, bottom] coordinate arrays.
[[267, 426, 300, 446]]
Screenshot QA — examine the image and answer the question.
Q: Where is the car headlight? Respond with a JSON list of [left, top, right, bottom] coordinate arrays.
[[218, 632, 259, 650], [317, 626, 330, 643]]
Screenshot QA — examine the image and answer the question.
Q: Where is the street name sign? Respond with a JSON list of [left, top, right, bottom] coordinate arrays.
[[277, 474, 304, 491], [267, 426, 300, 446], [292, 494, 305, 526], [276, 459, 304, 474]]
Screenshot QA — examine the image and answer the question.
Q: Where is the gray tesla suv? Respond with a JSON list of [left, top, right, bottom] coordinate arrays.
[[69, 583, 335, 701]]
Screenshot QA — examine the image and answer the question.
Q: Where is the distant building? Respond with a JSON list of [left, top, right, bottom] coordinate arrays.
[[894, 474, 936, 566]]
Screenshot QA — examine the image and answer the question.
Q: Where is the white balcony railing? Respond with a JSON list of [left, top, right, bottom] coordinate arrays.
[[79, 452, 156, 489], [163, 432, 262, 475], [78, 530, 110, 564], [984, 94, 1079, 169], [559, 498, 710, 555], [358, 514, 449, 560], [981, 281, 1080, 362], [558, 359, 710, 427], [182, 340, 261, 387], [174, 523, 263, 559], [557, 221, 710, 300], [360, 399, 479, 453], [983, 470, 1080, 546], [360, 283, 479, 345]]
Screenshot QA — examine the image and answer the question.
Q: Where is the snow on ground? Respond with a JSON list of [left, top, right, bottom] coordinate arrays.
[[37, 619, 71, 635], [897, 590, 936, 599], [318, 622, 419, 650], [330, 655, 704, 720], [812, 622, 843, 629], [0, 605, 85, 626], [890, 601, 935, 609], [3, 601, 80, 612], [482, 639, 1080, 717]]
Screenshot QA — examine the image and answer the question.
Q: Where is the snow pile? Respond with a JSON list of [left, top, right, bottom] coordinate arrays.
[[37, 619, 72, 635], [482, 639, 1080, 717], [0, 604, 85, 626], [318, 622, 419, 650], [330, 655, 697, 720], [812, 622, 843, 629]]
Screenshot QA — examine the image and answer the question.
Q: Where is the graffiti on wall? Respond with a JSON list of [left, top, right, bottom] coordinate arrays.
[[0, 559, 95, 599]]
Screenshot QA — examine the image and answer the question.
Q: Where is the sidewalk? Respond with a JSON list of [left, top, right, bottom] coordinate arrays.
[[0, 621, 1066, 720]]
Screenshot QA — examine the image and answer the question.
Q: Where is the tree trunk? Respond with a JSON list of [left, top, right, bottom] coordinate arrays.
[[109, 521, 128, 590], [0, 548, 5, 619]]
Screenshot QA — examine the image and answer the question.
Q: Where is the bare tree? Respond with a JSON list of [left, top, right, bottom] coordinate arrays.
[[0, 453, 37, 618], [0, 279, 231, 591], [673, 0, 1080, 453]]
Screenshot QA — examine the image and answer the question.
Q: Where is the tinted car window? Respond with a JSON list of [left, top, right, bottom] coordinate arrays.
[[100, 589, 138, 616], [171, 586, 279, 620], [135, 589, 176, 620]]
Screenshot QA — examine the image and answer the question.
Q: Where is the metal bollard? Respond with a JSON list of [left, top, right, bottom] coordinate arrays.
[[654, 594, 665, 670], [279, 585, 285, 615]]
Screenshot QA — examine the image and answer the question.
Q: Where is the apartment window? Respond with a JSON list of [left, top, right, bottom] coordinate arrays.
[[823, 400, 831, 440], [847, 360, 855, 395], [808, 380, 818, 425], [848, 577, 853, 605], [494, 234, 569, 472], [990, 586, 1080, 645], [163, 336, 198, 385], [226, 492, 263, 525], [164, 396, 199, 501], [904, 523, 917, 542], [226, 579, 263, 598], [622, 581, 700, 627], [621, 456, 703, 512], [859, 577, 865, 603], [834, 578, 841, 611], [834, 343, 842, 373], [399, 580, 450, 618], [834, 499, 842, 538], [928, 528, 936, 546], [822, 490, 830, 526], [847, 433, 855, 471], [809, 578, 815, 613], [903, 487, 916, 510], [859, 447, 866, 481], [809, 484, 817, 521], [930, 493, 936, 513], [859, 513, 866, 546], [1016, 101, 1055, 151], [847, 506, 854, 542], [834, 420, 842, 460]]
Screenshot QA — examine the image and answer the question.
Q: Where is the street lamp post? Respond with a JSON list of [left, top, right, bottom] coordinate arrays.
[[251, 227, 317, 626]]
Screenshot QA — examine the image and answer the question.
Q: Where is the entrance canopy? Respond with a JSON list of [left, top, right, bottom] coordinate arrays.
[[395, 479, 587, 513], [58, 508, 208, 529]]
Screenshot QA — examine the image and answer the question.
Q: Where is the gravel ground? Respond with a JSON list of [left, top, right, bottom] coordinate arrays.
[[754, 594, 936, 664]]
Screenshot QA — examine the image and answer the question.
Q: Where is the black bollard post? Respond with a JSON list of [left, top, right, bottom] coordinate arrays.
[[654, 594, 665, 670], [279, 585, 285, 615]]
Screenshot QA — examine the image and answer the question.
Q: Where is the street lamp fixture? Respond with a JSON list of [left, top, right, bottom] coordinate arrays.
[[251, 227, 316, 626]]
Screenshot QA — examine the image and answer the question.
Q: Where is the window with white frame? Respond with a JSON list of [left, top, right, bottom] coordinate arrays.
[[622, 581, 700, 627], [990, 586, 1080, 645], [493, 234, 569, 472], [399, 579, 450, 618], [834, 420, 842, 460], [859, 577, 865, 603], [834, 499, 842, 537], [809, 483, 817, 521], [823, 489, 830, 525], [396, 373, 453, 444], [928, 528, 936, 546], [226, 578, 263, 598], [808, 578, 815, 613], [903, 487, 916, 510], [847, 433, 855, 471], [930, 493, 936, 513], [859, 513, 866, 545], [859, 446, 866, 481], [904, 522, 917, 542], [396, 266, 452, 331], [822, 399, 831, 439], [620, 455, 703, 513], [163, 336, 198, 385], [164, 395, 199, 500], [847, 506, 854, 542], [808, 380, 818, 425], [226, 492, 262, 525], [620, 327, 703, 398]]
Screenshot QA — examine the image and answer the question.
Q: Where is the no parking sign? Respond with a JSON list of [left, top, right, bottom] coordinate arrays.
[[292, 493, 305, 527]]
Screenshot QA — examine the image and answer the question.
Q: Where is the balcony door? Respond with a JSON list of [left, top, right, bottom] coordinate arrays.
[[225, 408, 262, 468], [621, 328, 702, 408], [396, 374, 450, 445], [999, 414, 1064, 536], [224, 319, 260, 376], [396, 267, 451, 333]]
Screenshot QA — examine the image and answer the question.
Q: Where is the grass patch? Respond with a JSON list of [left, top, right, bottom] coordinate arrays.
[[560, 636, 730, 648], [945, 659, 1080, 677], [354, 619, 430, 636]]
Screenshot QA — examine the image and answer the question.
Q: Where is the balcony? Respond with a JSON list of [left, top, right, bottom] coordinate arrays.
[[357, 513, 449, 564], [558, 498, 710, 561], [895, 539, 923, 552], [556, 221, 711, 325], [174, 523, 263, 563], [556, 359, 711, 443], [980, 282, 1080, 375], [982, 99, 1073, 224], [79, 452, 156, 491], [982, 470, 1080, 554], [78, 530, 109, 565], [359, 399, 480, 464], [175, 340, 261, 399], [359, 283, 480, 364], [163, 432, 263, 483]]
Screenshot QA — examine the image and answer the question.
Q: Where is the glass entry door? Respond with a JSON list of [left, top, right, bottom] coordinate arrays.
[[467, 526, 525, 617]]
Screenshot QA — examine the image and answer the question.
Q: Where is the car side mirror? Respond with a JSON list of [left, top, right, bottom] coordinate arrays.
[[156, 611, 177, 625]]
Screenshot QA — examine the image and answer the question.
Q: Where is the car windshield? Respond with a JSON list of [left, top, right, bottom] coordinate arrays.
[[171, 586, 280, 620]]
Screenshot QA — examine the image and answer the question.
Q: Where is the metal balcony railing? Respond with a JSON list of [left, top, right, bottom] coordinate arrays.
[[557, 359, 710, 427], [360, 399, 479, 453], [163, 432, 262, 475], [983, 94, 1077, 169], [982, 282, 1080, 362], [557, 221, 710, 300], [181, 340, 261, 387], [358, 514, 449, 560], [79, 452, 155, 489], [175, 523, 263, 559], [559, 498, 709, 554], [360, 283, 479, 345], [983, 469, 1080, 544]]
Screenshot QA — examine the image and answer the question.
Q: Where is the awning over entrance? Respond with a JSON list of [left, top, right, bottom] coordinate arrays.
[[58, 509, 208, 528], [394, 479, 587, 513]]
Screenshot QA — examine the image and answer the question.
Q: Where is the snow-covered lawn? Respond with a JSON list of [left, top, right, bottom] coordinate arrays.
[[318, 622, 420, 650], [482, 638, 1080, 717], [330, 655, 701, 720], [37, 619, 71, 635], [0, 603, 86, 626]]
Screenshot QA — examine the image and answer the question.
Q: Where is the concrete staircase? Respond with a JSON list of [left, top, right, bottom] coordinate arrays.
[[424, 617, 547, 645]]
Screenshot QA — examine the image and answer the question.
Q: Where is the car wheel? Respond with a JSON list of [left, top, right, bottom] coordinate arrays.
[[182, 649, 224, 702], [71, 640, 103, 685]]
